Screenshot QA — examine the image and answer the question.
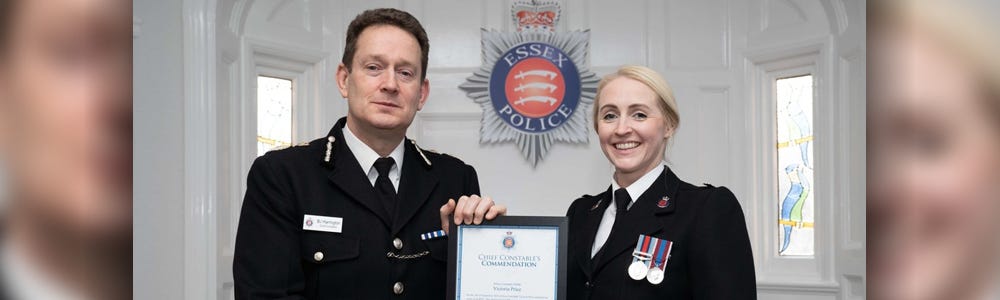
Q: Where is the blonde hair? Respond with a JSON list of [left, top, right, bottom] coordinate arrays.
[[592, 65, 680, 132]]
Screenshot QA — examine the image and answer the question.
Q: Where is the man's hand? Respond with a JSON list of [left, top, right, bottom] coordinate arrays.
[[439, 195, 507, 234]]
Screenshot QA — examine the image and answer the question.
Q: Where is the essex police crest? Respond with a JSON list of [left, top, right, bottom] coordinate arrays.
[[502, 231, 516, 249], [460, 0, 598, 166]]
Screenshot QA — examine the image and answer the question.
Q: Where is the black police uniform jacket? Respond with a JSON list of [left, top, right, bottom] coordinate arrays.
[[566, 166, 757, 299], [233, 117, 480, 299]]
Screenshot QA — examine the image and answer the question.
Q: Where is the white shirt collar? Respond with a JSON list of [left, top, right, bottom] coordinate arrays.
[[342, 124, 405, 187], [611, 163, 666, 207]]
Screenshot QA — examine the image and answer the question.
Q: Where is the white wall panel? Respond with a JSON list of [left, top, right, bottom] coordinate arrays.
[[668, 0, 730, 69], [669, 86, 730, 186], [420, 1, 489, 68], [587, 0, 647, 67], [418, 72, 485, 115]]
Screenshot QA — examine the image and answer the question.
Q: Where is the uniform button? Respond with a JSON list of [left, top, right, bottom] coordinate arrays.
[[313, 251, 324, 262], [584, 281, 591, 288], [393, 282, 404, 295], [393, 237, 403, 250]]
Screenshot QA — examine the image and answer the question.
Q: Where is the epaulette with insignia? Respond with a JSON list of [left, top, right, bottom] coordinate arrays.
[[324, 136, 336, 163], [409, 140, 433, 167]]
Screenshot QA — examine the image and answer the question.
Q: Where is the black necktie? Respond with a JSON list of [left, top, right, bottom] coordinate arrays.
[[374, 157, 397, 218], [608, 188, 632, 242], [614, 188, 630, 214], [593, 188, 632, 263]]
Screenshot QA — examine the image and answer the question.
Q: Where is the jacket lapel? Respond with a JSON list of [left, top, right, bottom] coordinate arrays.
[[591, 167, 681, 275], [576, 187, 612, 279], [392, 140, 439, 235], [325, 118, 393, 229]]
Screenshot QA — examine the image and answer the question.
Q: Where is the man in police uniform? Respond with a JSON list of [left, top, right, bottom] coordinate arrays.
[[233, 8, 505, 299]]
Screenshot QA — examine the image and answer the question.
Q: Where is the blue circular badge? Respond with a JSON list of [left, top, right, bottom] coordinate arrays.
[[489, 42, 581, 133]]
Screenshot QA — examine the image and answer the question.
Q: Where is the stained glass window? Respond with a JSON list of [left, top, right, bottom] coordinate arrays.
[[776, 74, 815, 256], [257, 76, 293, 157]]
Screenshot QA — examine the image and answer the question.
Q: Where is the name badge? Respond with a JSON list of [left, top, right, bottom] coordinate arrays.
[[303, 214, 343, 233]]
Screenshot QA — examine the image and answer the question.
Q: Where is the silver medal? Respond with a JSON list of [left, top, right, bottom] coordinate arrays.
[[628, 260, 649, 280], [646, 267, 664, 284]]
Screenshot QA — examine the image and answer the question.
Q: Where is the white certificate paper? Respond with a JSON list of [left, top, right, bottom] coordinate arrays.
[[456, 225, 560, 300]]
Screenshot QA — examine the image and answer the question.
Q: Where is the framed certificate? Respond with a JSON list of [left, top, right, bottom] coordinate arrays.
[[447, 216, 567, 300]]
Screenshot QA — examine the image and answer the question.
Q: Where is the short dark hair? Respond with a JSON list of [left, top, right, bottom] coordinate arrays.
[[342, 8, 430, 80]]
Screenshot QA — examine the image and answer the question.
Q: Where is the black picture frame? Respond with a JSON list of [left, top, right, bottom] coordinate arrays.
[[446, 216, 568, 300]]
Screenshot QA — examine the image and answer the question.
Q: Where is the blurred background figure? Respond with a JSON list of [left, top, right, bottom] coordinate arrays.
[[869, 0, 1000, 299], [0, 0, 132, 299]]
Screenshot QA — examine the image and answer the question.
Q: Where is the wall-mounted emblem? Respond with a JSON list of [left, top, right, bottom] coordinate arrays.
[[460, 0, 599, 166]]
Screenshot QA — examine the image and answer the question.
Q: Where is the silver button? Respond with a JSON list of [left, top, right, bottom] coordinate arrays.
[[393, 282, 404, 295], [393, 237, 403, 250], [313, 251, 324, 262]]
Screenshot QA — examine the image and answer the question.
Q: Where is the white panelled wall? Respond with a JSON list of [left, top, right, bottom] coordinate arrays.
[[133, 0, 865, 299]]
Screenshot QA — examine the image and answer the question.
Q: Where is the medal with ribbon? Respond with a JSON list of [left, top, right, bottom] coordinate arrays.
[[646, 239, 673, 285], [627, 235, 654, 280]]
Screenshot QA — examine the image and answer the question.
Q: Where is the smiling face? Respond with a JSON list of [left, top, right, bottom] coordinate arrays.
[[596, 77, 674, 186], [337, 24, 429, 137]]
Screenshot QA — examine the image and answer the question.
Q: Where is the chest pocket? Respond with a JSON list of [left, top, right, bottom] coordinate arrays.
[[301, 232, 360, 264]]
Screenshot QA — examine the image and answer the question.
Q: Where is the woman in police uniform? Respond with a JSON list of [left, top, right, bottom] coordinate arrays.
[[565, 65, 756, 299]]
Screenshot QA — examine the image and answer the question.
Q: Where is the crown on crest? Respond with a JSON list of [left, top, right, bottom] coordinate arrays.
[[511, 0, 561, 32]]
